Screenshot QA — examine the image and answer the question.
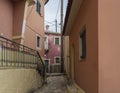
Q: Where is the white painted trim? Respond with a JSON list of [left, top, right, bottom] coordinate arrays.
[[44, 35, 48, 50], [22, 20, 26, 34], [21, 0, 29, 44]]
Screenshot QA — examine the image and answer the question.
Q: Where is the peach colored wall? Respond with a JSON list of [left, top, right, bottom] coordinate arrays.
[[69, 0, 98, 93], [24, 2, 45, 57], [98, 0, 120, 93], [13, 0, 25, 43], [0, 0, 13, 39], [63, 36, 70, 77]]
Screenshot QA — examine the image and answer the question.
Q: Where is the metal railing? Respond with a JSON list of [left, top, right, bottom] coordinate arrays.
[[0, 36, 45, 78]]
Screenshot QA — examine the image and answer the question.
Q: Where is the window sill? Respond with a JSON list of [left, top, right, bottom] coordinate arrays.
[[79, 58, 86, 62], [36, 47, 41, 50]]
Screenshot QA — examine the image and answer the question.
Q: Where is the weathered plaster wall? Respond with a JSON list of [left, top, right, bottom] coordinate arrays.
[[45, 33, 61, 64], [0, 69, 42, 93]]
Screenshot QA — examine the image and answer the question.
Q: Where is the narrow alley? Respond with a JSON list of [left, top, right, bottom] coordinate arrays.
[[35, 75, 68, 93], [1, 0, 120, 93]]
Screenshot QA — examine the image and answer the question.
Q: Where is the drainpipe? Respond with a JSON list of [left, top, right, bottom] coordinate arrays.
[[21, 0, 29, 45]]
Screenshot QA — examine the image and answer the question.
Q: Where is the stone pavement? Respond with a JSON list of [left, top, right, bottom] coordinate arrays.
[[34, 75, 68, 93]]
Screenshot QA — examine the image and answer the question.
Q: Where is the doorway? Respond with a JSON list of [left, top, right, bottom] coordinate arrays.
[[44, 59, 50, 73]]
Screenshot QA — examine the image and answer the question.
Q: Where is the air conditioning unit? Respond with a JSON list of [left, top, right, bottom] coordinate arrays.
[[29, 0, 37, 6]]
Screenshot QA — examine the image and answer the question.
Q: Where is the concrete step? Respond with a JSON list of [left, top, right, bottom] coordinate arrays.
[[66, 80, 85, 93], [46, 73, 66, 77]]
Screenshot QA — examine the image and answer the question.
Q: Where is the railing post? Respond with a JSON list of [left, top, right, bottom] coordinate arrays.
[[1, 42, 3, 67]]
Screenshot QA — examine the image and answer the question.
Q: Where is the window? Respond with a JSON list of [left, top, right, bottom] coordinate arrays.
[[80, 28, 86, 59], [54, 57, 60, 63], [54, 37, 60, 45], [36, 35, 40, 48], [36, 0, 41, 14]]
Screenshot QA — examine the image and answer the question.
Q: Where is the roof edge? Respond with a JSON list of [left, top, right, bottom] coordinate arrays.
[[45, 0, 49, 5], [45, 31, 61, 35], [62, 0, 73, 35]]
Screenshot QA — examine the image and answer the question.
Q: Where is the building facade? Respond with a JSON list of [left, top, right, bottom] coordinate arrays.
[[44, 31, 61, 73], [0, 0, 48, 57], [63, 0, 120, 93], [0, 0, 48, 93]]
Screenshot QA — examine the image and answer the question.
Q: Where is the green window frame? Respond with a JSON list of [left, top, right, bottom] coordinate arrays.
[[55, 37, 59, 45]]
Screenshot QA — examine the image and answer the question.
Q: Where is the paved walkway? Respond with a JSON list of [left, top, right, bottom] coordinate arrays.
[[35, 75, 68, 93]]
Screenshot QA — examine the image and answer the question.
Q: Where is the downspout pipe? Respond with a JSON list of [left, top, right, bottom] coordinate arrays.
[[21, 0, 29, 44]]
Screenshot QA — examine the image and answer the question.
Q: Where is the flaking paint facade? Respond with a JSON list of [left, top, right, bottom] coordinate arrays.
[[45, 31, 61, 73]]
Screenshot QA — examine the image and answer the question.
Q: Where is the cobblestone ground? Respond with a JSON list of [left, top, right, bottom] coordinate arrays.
[[35, 75, 68, 93]]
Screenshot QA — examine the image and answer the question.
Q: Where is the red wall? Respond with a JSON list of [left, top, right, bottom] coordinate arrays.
[[45, 33, 61, 64]]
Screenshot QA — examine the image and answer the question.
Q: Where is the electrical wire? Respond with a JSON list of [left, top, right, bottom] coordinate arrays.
[[26, 5, 34, 20], [26, 24, 44, 39], [45, 20, 61, 28], [45, 20, 55, 26], [55, 0, 61, 19]]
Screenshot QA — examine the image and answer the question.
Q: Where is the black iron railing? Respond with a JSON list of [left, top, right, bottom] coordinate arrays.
[[36, 52, 46, 80], [0, 36, 45, 79]]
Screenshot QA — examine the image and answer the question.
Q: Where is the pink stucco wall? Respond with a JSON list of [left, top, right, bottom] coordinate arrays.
[[98, 0, 120, 93], [13, 0, 25, 38], [0, 0, 25, 42], [69, 0, 98, 93], [24, 2, 45, 57], [0, 0, 13, 39], [0, 0, 45, 57], [45, 32, 61, 64]]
